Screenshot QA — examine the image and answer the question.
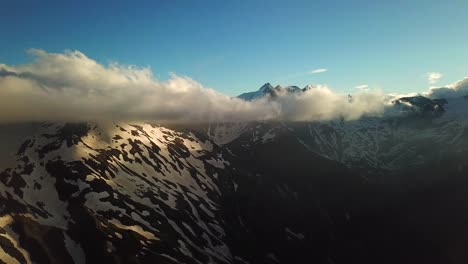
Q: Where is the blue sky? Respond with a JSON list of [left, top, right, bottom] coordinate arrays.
[[1, 0, 468, 96]]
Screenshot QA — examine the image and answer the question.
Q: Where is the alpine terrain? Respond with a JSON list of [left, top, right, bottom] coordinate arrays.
[[1, 84, 468, 264]]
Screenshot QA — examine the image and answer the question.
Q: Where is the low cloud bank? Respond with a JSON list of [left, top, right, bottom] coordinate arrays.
[[0, 50, 390, 123], [427, 77, 468, 99]]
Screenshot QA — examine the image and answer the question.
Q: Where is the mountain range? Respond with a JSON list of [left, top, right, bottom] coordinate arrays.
[[1, 84, 468, 263], [237, 83, 305, 101]]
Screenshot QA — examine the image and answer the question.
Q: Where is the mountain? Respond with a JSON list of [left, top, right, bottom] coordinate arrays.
[[238, 84, 449, 116], [237, 83, 302, 101], [393, 95, 446, 115], [0, 122, 368, 264], [1, 96, 468, 263], [237, 83, 274, 101], [215, 96, 467, 174]]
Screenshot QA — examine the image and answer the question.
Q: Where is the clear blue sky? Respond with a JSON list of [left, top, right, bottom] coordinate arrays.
[[1, 0, 467, 96]]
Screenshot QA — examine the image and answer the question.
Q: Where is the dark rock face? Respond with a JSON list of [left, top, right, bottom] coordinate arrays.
[[393, 96, 446, 115], [1, 119, 468, 264]]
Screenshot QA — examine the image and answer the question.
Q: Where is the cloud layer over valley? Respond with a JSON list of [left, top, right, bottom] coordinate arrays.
[[0, 49, 464, 123]]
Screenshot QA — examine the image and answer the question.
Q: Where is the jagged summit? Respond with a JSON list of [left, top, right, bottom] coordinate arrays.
[[238, 83, 310, 101], [258, 82, 274, 92], [237, 83, 274, 101], [283, 85, 302, 93], [303, 84, 316, 91]]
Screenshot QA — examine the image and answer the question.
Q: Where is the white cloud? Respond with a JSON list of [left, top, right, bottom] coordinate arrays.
[[310, 68, 328, 74], [355, 84, 369, 90], [427, 72, 442, 84], [0, 50, 388, 123], [272, 85, 387, 121], [426, 77, 468, 98]]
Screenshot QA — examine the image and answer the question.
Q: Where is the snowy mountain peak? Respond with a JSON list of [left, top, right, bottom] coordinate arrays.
[[238, 83, 303, 101], [259, 82, 274, 92], [283, 86, 302, 93]]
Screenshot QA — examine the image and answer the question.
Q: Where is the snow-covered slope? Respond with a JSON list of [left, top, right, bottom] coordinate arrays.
[[0, 122, 234, 263], [237, 83, 274, 101], [295, 96, 468, 173], [0, 122, 365, 264]]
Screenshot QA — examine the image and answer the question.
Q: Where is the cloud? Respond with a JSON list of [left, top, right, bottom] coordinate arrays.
[[310, 68, 328, 74], [271, 85, 387, 121], [427, 72, 442, 84], [426, 77, 468, 99], [0, 49, 388, 123], [355, 84, 369, 90]]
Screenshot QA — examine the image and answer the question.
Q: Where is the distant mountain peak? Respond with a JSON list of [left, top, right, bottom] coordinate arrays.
[[393, 95, 446, 115], [238, 83, 305, 101], [259, 82, 274, 92], [303, 84, 315, 91], [284, 86, 301, 93]]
